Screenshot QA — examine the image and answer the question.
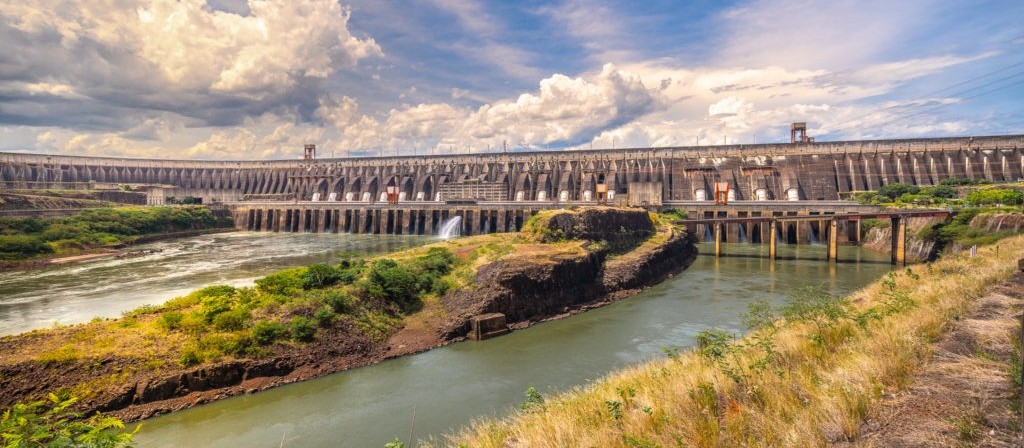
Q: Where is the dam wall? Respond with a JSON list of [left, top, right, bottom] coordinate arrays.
[[2, 135, 1021, 206]]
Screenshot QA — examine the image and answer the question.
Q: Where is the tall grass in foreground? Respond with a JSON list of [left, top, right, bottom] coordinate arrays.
[[440, 236, 1024, 448]]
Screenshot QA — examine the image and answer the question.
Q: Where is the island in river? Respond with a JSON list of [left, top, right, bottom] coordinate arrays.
[[0, 207, 697, 422]]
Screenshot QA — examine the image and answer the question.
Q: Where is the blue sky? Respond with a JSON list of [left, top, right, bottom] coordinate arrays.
[[1, 0, 1022, 159]]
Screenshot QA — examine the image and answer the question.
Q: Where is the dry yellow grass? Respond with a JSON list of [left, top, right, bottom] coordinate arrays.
[[438, 236, 1024, 448]]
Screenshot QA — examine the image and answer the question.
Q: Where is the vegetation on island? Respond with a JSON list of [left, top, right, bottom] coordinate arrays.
[[1, 392, 135, 448], [439, 235, 1024, 447], [0, 206, 231, 260]]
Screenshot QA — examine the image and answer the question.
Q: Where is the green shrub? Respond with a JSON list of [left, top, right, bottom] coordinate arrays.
[[289, 316, 316, 342], [0, 392, 135, 447], [179, 346, 202, 367], [179, 313, 208, 336], [314, 308, 336, 327], [252, 321, 288, 345], [940, 177, 984, 186], [921, 184, 957, 199], [0, 235, 53, 259], [255, 268, 305, 296], [877, 183, 919, 200], [158, 312, 185, 331], [363, 259, 420, 312], [0, 217, 46, 234], [211, 308, 251, 332], [314, 289, 352, 314], [413, 247, 457, 275], [966, 188, 1024, 206], [302, 264, 343, 289], [199, 294, 235, 323]]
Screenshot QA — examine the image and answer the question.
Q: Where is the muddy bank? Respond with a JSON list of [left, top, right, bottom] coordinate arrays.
[[0, 208, 698, 423]]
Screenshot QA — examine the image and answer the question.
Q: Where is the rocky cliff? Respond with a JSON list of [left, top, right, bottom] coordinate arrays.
[[442, 208, 697, 338]]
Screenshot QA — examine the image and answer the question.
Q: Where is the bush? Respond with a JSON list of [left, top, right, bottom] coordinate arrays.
[[179, 347, 201, 367], [211, 308, 250, 332], [314, 308, 336, 327], [301, 264, 342, 289], [158, 312, 185, 331], [966, 188, 1024, 206], [179, 313, 208, 336], [0, 235, 53, 259], [363, 259, 420, 312], [0, 392, 135, 447], [877, 183, 919, 200], [199, 294, 235, 323], [289, 316, 316, 342], [313, 289, 353, 314], [921, 184, 957, 199], [252, 321, 288, 345], [255, 268, 305, 296]]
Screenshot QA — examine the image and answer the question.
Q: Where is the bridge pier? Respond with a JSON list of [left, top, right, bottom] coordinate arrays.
[[891, 215, 907, 266], [827, 218, 838, 262], [714, 223, 723, 257]]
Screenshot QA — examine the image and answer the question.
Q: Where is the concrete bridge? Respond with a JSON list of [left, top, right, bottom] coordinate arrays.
[[1, 134, 1021, 237], [680, 209, 952, 266]]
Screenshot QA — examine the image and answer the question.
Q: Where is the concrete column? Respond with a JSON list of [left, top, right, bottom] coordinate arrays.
[[827, 218, 838, 263], [714, 223, 723, 257], [352, 210, 361, 234], [769, 220, 777, 260], [317, 209, 327, 233], [891, 216, 907, 266]]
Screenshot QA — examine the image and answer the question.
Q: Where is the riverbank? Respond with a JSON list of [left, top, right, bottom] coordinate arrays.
[[0, 207, 698, 423], [440, 235, 1024, 447], [0, 205, 234, 272]]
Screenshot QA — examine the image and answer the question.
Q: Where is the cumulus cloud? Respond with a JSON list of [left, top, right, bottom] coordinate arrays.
[[0, 0, 380, 127], [313, 63, 665, 153]]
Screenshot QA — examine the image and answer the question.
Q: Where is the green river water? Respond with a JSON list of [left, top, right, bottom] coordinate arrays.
[[104, 237, 892, 447]]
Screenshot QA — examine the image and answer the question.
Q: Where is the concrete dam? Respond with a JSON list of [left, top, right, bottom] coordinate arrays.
[[2, 134, 1022, 241]]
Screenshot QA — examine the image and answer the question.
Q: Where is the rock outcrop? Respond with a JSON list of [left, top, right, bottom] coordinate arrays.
[[443, 208, 698, 338]]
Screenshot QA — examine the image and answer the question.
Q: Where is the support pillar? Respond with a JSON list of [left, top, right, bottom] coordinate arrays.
[[714, 223, 723, 257], [769, 220, 777, 260], [891, 216, 907, 266], [827, 218, 838, 263]]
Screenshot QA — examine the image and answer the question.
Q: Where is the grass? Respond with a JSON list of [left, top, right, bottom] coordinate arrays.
[[438, 235, 1024, 448]]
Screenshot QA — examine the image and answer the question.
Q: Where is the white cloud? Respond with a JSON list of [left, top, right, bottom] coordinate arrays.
[[0, 0, 380, 108]]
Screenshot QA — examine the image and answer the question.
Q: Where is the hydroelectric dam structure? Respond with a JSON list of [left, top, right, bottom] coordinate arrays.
[[2, 134, 1022, 253]]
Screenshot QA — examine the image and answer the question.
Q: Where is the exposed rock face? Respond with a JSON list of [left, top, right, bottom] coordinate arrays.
[[863, 217, 942, 262], [970, 213, 1024, 233], [443, 209, 698, 338], [535, 208, 655, 252], [863, 212, 1024, 262], [601, 232, 698, 293]]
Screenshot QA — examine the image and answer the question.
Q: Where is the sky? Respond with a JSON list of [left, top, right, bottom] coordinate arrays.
[[1, 0, 1022, 160]]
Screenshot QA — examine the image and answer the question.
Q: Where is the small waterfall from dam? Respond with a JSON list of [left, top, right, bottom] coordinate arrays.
[[439, 216, 463, 239], [808, 225, 820, 244], [703, 225, 713, 242], [738, 225, 748, 243]]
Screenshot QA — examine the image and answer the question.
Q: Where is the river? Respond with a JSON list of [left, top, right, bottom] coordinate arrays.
[[122, 240, 892, 447], [0, 232, 429, 336]]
